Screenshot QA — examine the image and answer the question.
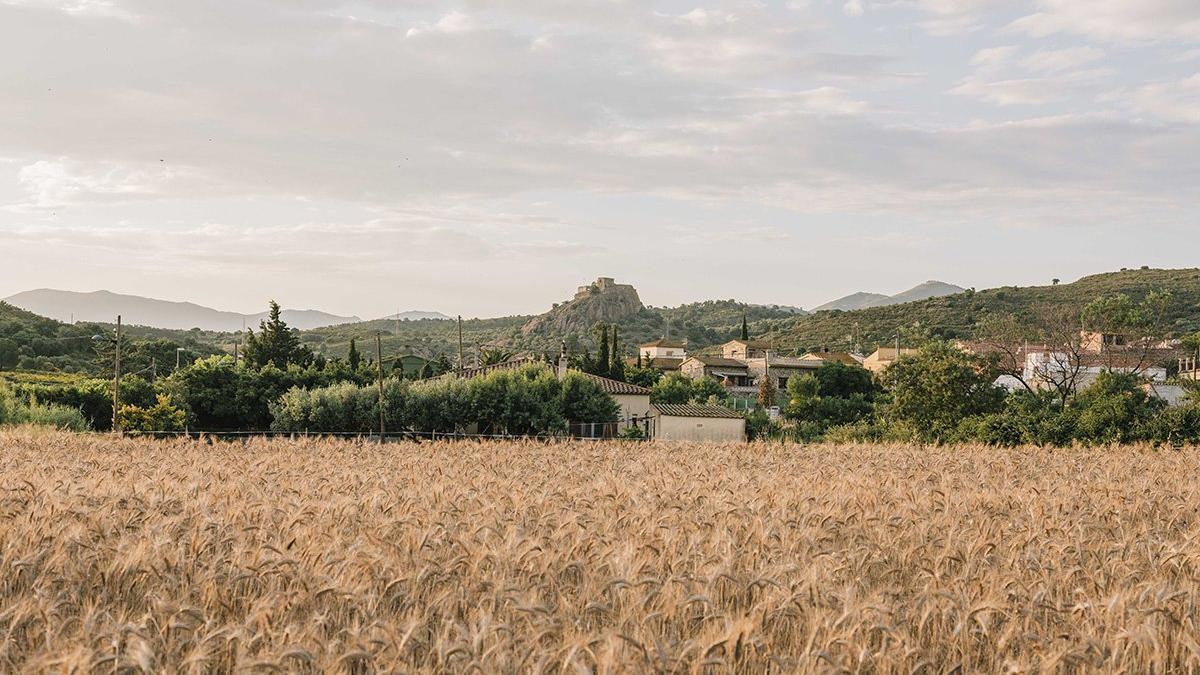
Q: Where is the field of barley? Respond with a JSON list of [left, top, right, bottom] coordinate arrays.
[[2, 428, 1199, 672]]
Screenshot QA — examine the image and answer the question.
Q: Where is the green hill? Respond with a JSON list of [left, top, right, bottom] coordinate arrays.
[[303, 296, 802, 362], [763, 268, 1200, 352], [0, 301, 225, 375]]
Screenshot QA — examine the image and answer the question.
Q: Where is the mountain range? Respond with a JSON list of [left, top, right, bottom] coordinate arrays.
[[3, 289, 363, 332], [812, 281, 966, 312]]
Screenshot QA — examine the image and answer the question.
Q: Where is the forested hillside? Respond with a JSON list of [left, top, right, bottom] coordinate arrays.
[[0, 301, 224, 374], [304, 298, 802, 361], [765, 268, 1200, 352]]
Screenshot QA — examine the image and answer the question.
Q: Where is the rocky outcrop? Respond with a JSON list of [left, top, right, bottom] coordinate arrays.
[[522, 278, 644, 337]]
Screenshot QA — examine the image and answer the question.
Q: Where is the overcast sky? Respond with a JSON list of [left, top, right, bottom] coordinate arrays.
[[1, 0, 1198, 318]]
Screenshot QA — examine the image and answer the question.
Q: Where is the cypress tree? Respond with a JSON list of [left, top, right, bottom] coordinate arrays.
[[594, 323, 609, 377], [347, 338, 361, 370], [741, 313, 749, 341], [610, 325, 625, 381]]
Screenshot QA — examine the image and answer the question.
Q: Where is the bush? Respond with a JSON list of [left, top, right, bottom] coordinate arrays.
[[118, 395, 188, 433], [0, 383, 88, 431]]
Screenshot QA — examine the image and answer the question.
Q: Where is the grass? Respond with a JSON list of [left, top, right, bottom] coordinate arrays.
[[2, 429, 1199, 672]]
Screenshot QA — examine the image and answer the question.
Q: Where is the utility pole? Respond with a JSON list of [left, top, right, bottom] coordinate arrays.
[[457, 315, 464, 372], [112, 315, 122, 435], [895, 328, 902, 389], [376, 332, 385, 442]]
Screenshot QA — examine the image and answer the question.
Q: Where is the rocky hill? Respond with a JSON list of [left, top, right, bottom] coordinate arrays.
[[521, 278, 645, 337]]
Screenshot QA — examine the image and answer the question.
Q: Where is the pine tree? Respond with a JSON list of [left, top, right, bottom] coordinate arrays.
[[242, 300, 312, 369], [594, 323, 609, 377], [741, 313, 749, 341], [347, 338, 361, 371]]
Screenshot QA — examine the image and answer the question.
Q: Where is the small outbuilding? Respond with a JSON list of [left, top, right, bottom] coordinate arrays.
[[651, 403, 746, 442]]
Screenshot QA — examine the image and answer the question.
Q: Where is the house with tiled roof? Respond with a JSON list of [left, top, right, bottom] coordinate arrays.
[[652, 403, 745, 441], [800, 351, 863, 367], [576, 371, 653, 426]]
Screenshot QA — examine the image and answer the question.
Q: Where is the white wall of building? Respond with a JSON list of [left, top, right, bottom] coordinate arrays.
[[655, 416, 746, 442]]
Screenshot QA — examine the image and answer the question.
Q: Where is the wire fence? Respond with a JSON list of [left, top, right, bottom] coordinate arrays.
[[107, 423, 654, 443]]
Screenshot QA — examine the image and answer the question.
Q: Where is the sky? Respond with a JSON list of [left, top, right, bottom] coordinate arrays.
[[1, 0, 1198, 319]]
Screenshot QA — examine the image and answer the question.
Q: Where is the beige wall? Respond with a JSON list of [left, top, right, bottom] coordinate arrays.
[[655, 415, 746, 442], [613, 394, 653, 423], [643, 346, 685, 359]]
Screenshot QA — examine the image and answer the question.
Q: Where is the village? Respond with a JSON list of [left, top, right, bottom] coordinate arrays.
[[413, 279, 1197, 443]]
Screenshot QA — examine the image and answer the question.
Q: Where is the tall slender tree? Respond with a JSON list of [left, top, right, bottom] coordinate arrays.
[[741, 313, 749, 341], [610, 325, 625, 381], [594, 323, 609, 378], [347, 338, 361, 370]]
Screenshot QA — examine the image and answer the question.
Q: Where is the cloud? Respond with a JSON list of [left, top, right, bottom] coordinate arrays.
[[1, 0, 136, 20], [1011, 0, 1200, 43], [12, 158, 182, 208], [1020, 46, 1105, 74], [1109, 74, 1200, 123]]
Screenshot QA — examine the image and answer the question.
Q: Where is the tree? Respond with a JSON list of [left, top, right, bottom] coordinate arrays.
[[885, 342, 1004, 442], [594, 323, 609, 378], [118, 394, 187, 433], [813, 362, 876, 399], [418, 362, 435, 379], [757, 373, 778, 409], [243, 301, 312, 369], [609, 325, 625, 381], [1067, 371, 1162, 445], [690, 376, 728, 405], [347, 338, 361, 370], [651, 373, 693, 404], [974, 313, 1041, 393], [741, 313, 749, 341], [480, 347, 516, 366]]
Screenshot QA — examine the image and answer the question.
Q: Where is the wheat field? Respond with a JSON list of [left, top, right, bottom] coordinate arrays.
[[1, 428, 1199, 673]]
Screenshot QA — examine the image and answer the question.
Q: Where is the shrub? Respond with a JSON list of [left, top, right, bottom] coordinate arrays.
[[118, 395, 188, 433]]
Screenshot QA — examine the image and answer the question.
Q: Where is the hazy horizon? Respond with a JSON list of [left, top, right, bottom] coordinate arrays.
[[3, 1, 1198, 318]]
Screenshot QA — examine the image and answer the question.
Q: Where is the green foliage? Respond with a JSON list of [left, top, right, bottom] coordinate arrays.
[[783, 368, 874, 439], [119, 395, 187, 433], [594, 323, 610, 378], [243, 301, 313, 369], [0, 381, 88, 430], [690, 376, 729, 405], [884, 342, 1004, 442], [767, 268, 1200, 352], [479, 347, 516, 366], [651, 373, 693, 405], [624, 364, 662, 388], [744, 409, 774, 441], [347, 339, 361, 370], [1068, 371, 1163, 445], [272, 364, 617, 436]]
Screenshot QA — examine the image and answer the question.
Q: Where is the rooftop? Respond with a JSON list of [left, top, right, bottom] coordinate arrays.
[[640, 338, 687, 349], [653, 403, 744, 419], [577, 371, 652, 395], [688, 356, 750, 369]]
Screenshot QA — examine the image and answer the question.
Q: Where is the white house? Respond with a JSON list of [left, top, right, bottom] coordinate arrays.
[[651, 403, 746, 442]]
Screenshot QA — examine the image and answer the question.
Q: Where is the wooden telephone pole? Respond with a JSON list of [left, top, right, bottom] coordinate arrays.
[[457, 315, 464, 372], [376, 332, 385, 441], [112, 315, 122, 435]]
